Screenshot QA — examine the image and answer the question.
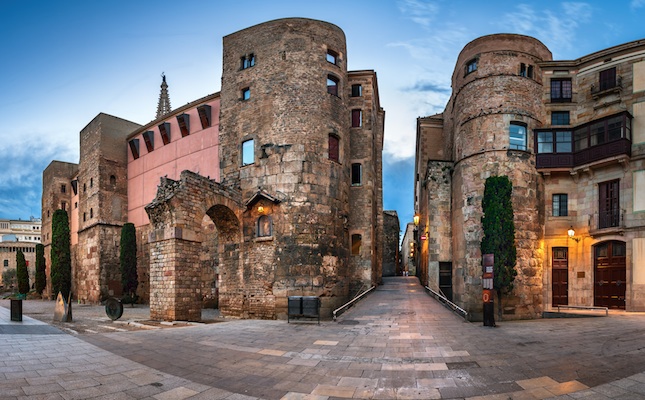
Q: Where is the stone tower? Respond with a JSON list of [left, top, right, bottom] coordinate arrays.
[[447, 34, 552, 319], [218, 18, 353, 314]]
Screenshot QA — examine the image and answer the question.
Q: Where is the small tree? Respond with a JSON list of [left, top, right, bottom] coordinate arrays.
[[2, 268, 17, 288], [481, 175, 517, 320], [51, 209, 72, 300], [35, 243, 46, 295], [120, 223, 138, 306], [16, 249, 30, 295]]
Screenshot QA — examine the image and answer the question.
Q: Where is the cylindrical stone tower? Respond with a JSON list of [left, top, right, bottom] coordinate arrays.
[[449, 34, 552, 320], [219, 18, 351, 317]]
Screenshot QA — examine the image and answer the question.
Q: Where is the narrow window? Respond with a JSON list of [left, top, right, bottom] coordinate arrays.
[[528, 65, 534, 79], [177, 113, 190, 137], [328, 134, 339, 162], [551, 79, 572, 102], [61, 201, 67, 211], [599, 67, 617, 91], [128, 139, 140, 159], [74, 202, 78, 209], [242, 87, 250, 101], [197, 105, 211, 129], [520, 63, 527, 77], [551, 111, 570, 126], [351, 109, 362, 128], [142, 130, 154, 152], [465, 58, 478, 75], [83, 212, 86, 222], [90, 208, 93, 218], [241, 53, 255, 69], [326, 49, 338, 65], [552, 194, 568, 216], [249, 53, 255, 67], [110, 175, 116, 186], [90, 178, 93, 188], [61, 184, 66, 193], [509, 122, 527, 150], [351, 163, 362, 186], [599, 180, 620, 228], [351, 234, 362, 255], [242, 139, 254, 165], [3, 260, 7, 267], [83, 183, 86, 193], [351, 84, 362, 97], [327, 75, 339, 96], [159, 122, 171, 145], [257, 215, 272, 237]]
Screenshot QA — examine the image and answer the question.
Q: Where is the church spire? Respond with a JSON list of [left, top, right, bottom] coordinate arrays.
[[156, 73, 171, 119]]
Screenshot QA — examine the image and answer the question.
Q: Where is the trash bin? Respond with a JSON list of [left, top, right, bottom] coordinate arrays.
[[10, 299, 22, 322]]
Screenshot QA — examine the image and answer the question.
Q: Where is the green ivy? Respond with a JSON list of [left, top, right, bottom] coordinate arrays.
[[120, 223, 138, 306], [35, 243, 46, 295]]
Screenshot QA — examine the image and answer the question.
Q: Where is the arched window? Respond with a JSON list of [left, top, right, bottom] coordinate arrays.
[[257, 215, 272, 237]]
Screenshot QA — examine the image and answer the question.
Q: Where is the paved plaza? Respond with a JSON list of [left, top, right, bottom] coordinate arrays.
[[3, 277, 645, 399]]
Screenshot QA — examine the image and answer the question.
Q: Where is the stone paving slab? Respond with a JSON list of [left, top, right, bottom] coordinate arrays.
[[4, 277, 645, 399]]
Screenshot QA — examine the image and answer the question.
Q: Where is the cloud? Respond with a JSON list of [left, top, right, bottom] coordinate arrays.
[[0, 138, 77, 219], [631, 0, 645, 9], [397, 0, 440, 27], [406, 81, 451, 94], [499, 3, 594, 56]]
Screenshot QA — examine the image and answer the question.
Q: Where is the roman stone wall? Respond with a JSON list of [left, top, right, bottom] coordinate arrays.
[[448, 35, 550, 320], [424, 161, 453, 290], [382, 211, 400, 277]]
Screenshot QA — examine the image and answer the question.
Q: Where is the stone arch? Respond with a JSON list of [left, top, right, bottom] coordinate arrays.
[[145, 171, 243, 321]]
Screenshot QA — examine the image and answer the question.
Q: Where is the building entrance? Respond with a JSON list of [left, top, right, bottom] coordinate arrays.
[[594, 241, 626, 309], [552, 247, 568, 306]]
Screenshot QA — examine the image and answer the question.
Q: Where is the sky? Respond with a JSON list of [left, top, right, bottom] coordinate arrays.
[[1, 0, 644, 234]]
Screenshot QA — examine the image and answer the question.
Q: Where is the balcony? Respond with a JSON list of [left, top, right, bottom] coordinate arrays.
[[591, 75, 622, 99], [590, 209, 625, 237], [536, 111, 632, 170]]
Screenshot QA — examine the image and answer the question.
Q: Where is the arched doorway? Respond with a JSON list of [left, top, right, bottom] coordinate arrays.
[[594, 240, 626, 309]]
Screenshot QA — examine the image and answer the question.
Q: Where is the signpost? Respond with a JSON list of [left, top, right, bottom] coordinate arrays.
[[483, 254, 495, 327]]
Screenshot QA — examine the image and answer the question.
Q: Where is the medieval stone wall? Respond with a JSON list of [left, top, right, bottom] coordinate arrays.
[[382, 211, 399, 277], [448, 34, 550, 320]]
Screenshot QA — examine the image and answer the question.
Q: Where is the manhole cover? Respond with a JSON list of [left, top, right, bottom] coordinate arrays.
[[338, 320, 360, 325], [399, 311, 415, 315]]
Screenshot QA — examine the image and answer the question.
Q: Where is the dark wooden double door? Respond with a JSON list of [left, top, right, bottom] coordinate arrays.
[[552, 241, 626, 309]]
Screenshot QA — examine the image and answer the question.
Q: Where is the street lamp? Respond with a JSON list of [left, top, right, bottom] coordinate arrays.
[[567, 226, 581, 243], [413, 213, 420, 226]]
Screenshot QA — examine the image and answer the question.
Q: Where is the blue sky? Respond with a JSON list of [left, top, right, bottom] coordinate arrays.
[[1, 1, 644, 234]]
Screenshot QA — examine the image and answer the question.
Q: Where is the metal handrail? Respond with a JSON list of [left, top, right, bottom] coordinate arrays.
[[556, 304, 608, 316], [332, 286, 376, 321], [425, 286, 468, 319]]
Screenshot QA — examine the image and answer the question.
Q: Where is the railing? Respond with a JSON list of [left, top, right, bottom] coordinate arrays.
[[332, 286, 376, 321], [591, 209, 625, 231], [424, 286, 468, 320], [591, 75, 622, 96], [556, 304, 608, 316]]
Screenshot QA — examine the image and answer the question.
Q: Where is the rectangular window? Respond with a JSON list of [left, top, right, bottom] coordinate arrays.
[[552, 194, 568, 216], [242, 139, 254, 166], [327, 75, 339, 96], [351, 84, 362, 97], [242, 87, 250, 101], [465, 58, 477, 75], [128, 139, 140, 160], [241, 53, 255, 69], [197, 104, 212, 129], [599, 180, 620, 229], [3, 260, 7, 267], [351, 163, 362, 186], [551, 78, 572, 102], [351, 234, 362, 255], [142, 130, 154, 152], [351, 109, 362, 128], [551, 111, 570, 126], [537, 132, 553, 153], [599, 67, 617, 91], [509, 122, 527, 150], [61, 184, 66, 193], [519, 63, 533, 78], [555, 131, 572, 153], [177, 113, 190, 137], [328, 135, 339, 162], [159, 122, 171, 145], [61, 201, 67, 212], [326, 49, 338, 65], [574, 126, 588, 151]]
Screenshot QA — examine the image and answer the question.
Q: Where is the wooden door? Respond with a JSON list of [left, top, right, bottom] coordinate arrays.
[[594, 241, 626, 309], [552, 247, 568, 306]]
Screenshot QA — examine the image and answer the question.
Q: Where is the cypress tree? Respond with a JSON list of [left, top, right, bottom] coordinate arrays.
[[481, 175, 517, 320], [35, 243, 46, 295], [51, 209, 72, 300], [120, 223, 138, 306], [16, 249, 29, 295]]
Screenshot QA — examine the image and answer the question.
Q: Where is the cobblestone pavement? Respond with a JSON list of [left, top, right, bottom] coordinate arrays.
[[3, 277, 645, 399]]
